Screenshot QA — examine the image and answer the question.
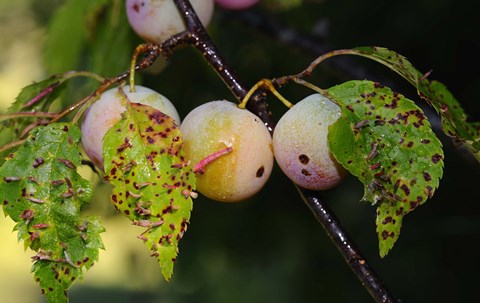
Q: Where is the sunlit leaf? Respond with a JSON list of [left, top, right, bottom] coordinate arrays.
[[103, 101, 195, 281], [0, 123, 104, 303], [327, 80, 444, 256]]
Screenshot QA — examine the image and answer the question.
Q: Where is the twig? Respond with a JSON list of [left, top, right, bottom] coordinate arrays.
[[173, 1, 399, 302], [297, 187, 398, 303]]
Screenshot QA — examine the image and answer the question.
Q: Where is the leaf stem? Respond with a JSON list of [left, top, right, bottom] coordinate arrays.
[[0, 139, 27, 154], [0, 111, 58, 121]]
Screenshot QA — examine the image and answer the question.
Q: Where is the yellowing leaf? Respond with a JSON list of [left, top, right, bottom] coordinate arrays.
[[103, 101, 195, 281]]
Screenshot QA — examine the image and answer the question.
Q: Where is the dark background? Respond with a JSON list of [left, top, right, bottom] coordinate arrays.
[[2, 0, 480, 302]]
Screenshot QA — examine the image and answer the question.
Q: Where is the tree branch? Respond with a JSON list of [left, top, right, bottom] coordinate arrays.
[[173, 1, 398, 302], [174, 0, 275, 131], [297, 187, 398, 303]]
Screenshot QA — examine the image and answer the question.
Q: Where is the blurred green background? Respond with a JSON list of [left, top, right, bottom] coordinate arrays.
[[1, 0, 479, 302]]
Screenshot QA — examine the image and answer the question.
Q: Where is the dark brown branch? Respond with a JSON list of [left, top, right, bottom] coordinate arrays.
[[297, 187, 398, 303], [173, 1, 398, 302], [173, 0, 275, 132]]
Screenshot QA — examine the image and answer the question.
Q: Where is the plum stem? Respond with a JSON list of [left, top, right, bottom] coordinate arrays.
[[238, 79, 294, 109]]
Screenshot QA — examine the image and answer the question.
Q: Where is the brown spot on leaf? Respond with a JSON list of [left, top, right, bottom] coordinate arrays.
[[370, 162, 381, 170], [382, 216, 393, 225], [423, 172, 432, 182], [33, 157, 44, 168], [425, 186, 434, 198], [149, 111, 167, 124], [117, 138, 132, 153], [58, 158, 76, 169], [20, 209, 34, 221], [431, 153, 442, 164], [381, 230, 395, 240], [3, 176, 21, 182], [400, 184, 410, 196]]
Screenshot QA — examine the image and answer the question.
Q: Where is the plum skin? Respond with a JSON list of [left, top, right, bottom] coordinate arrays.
[[81, 85, 180, 170], [273, 93, 347, 190], [126, 0, 214, 44], [180, 100, 274, 202]]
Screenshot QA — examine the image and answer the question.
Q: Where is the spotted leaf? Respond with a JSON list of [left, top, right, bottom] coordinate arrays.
[[348, 46, 480, 160], [103, 102, 195, 281], [327, 80, 444, 257], [0, 122, 104, 303]]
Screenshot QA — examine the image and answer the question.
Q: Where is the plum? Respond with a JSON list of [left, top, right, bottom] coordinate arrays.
[[126, 0, 214, 43], [180, 100, 273, 202], [273, 93, 347, 190]]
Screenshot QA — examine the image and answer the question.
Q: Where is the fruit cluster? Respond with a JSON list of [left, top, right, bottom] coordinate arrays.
[[81, 85, 346, 202], [81, 0, 346, 202]]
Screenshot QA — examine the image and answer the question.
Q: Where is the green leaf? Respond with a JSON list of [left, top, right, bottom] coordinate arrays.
[[43, 0, 110, 74], [0, 75, 66, 163], [103, 101, 195, 281], [327, 80, 444, 257], [87, 0, 140, 77], [44, 0, 138, 76], [349, 46, 480, 160], [0, 122, 104, 303]]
